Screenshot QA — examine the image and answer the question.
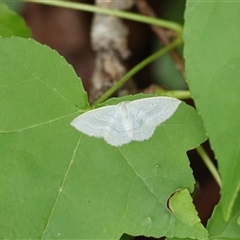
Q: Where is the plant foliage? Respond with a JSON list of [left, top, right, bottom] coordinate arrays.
[[0, 0, 239, 239]]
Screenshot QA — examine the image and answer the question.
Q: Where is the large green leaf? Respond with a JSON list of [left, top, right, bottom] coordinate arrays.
[[0, 1, 31, 37], [0, 37, 207, 239], [184, 0, 240, 220]]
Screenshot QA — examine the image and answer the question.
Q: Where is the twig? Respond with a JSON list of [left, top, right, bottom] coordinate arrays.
[[25, 0, 182, 35], [196, 145, 222, 188]]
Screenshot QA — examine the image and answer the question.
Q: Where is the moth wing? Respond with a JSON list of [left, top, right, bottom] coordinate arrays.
[[71, 106, 116, 138], [71, 105, 131, 146], [128, 97, 181, 141]]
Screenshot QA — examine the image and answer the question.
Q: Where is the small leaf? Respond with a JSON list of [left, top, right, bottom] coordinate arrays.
[[166, 189, 208, 240]]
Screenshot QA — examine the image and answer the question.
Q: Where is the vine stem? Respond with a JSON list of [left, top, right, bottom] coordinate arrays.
[[196, 145, 222, 188], [93, 37, 183, 105], [24, 0, 182, 36]]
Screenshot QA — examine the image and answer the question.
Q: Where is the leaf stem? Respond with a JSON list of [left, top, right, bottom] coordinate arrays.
[[24, 0, 182, 36], [156, 90, 191, 100], [93, 37, 183, 105], [196, 145, 222, 188]]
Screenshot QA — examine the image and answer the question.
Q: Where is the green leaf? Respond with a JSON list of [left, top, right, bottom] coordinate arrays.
[[0, 1, 31, 37], [0, 37, 206, 239], [1, 0, 23, 12], [207, 194, 240, 240], [184, 0, 240, 220], [166, 189, 208, 240]]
